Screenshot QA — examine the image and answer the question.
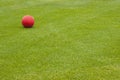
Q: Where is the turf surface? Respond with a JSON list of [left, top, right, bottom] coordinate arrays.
[[0, 0, 120, 80]]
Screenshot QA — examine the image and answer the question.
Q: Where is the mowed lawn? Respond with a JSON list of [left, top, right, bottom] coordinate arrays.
[[0, 0, 120, 80]]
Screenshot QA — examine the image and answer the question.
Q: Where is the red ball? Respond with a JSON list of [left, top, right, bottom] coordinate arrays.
[[22, 15, 34, 28]]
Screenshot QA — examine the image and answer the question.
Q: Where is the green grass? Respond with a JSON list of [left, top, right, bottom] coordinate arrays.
[[0, 0, 120, 80]]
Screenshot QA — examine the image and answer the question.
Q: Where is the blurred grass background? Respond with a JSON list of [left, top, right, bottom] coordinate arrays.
[[0, 0, 120, 80]]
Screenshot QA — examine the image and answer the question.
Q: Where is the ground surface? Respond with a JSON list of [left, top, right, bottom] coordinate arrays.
[[0, 0, 120, 80]]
